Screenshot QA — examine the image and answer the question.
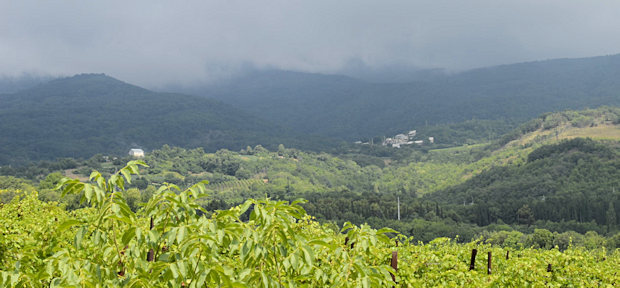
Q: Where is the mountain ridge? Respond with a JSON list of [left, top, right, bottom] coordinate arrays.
[[194, 54, 620, 140], [0, 74, 331, 164]]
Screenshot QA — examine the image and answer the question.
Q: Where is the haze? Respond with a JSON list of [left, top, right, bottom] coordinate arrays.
[[2, 0, 620, 88]]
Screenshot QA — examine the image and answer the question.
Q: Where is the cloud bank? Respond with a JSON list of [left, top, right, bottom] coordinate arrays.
[[2, 1, 620, 87]]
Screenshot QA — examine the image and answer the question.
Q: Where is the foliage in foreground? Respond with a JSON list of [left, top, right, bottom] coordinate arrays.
[[0, 161, 618, 287], [1, 161, 396, 287]]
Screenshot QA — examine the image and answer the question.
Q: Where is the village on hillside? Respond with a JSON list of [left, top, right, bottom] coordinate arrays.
[[355, 130, 434, 148]]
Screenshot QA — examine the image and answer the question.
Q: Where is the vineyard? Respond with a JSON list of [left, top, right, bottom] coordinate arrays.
[[0, 161, 618, 287]]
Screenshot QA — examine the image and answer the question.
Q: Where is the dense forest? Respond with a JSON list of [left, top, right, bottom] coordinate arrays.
[[428, 138, 619, 227], [2, 54, 620, 165], [0, 74, 336, 165], [198, 54, 620, 140], [2, 107, 619, 246]]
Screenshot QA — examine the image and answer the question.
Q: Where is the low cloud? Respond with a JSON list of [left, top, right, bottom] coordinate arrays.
[[1, 1, 620, 88]]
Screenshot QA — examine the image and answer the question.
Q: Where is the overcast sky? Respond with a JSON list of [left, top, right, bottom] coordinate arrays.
[[2, 1, 620, 87]]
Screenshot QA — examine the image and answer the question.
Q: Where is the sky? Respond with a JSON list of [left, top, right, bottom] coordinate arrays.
[[2, 0, 620, 88]]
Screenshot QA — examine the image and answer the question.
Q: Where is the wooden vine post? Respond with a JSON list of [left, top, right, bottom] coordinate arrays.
[[147, 216, 154, 262], [469, 249, 477, 271], [390, 251, 398, 286], [487, 252, 492, 275], [344, 237, 354, 249]]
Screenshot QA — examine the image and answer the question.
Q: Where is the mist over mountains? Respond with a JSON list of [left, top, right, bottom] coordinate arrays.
[[0, 74, 54, 94], [2, 3, 620, 285], [195, 54, 620, 140], [1, 54, 619, 163], [0, 74, 326, 164]]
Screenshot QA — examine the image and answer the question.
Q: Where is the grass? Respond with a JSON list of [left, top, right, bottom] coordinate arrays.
[[410, 117, 619, 195], [559, 124, 620, 140]]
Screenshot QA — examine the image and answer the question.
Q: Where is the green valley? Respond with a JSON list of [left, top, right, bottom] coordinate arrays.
[[1, 106, 619, 287], [3, 3, 620, 286], [1, 158, 618, 286], [2, 107, 619, 243]]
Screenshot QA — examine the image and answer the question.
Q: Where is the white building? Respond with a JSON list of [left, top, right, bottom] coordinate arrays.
[[382, 129, 423, 147], [129, 148, 145, 158], [394, 134, 408, 141], [382, 137, 394, 146], [428, 137, 435, 144]]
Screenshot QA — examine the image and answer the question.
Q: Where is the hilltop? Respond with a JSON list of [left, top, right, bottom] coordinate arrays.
[[2, 54, 619, 165], [0, 74, 332, 164], [197, 54, 620, 140], [425, 107, 620, 228]]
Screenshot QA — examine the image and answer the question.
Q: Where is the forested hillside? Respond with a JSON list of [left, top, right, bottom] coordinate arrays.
[[1, 108, 620, 286], [3, 54, 618, 165], [3, 107, 618, 243], [0, 74, 334, 165], [428, 138, 619, 227], [199, 54, 620, 140], [423, 107, 620, 227]]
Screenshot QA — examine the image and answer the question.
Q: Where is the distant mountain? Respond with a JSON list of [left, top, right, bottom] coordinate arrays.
[[196, 54, 620, 141], [0, 74, 54, 94], [336, 59, 446, 83], [0, 74, 327, 164]]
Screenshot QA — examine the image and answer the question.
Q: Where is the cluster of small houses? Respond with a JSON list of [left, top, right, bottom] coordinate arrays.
[[128, 131, 434, 159], [355, 130, 434, 148]]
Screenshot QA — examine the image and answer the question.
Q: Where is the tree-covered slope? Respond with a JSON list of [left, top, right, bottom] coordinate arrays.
[[200, 54, 620, 140], [2, 107, 618, 239], [2, 172, 618, 287], [420, 107, 620, 226], [427, 138, 620, 227], [0, 74, 328, 164]]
